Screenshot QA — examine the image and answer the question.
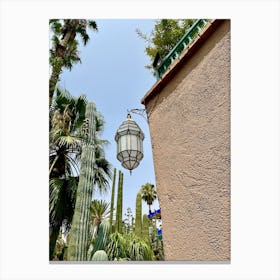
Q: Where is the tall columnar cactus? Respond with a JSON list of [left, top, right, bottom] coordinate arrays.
[[109, 168, 116, 232], [91, 219, 110, 256], [67, 102, 96, 261], [135, 192, 142, 237], [120, 172, 124, 231], [115, 171, 123, 233], [142, 214, 149, 239]]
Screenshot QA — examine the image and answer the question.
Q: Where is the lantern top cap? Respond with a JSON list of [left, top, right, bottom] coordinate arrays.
[[115, 114, 145, 142]]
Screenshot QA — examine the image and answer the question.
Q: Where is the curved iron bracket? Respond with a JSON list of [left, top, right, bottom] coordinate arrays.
[[127, 108, 149, 123]]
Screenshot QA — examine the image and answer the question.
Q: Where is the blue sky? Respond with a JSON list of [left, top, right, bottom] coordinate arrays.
[[57, 19, 159, 217]]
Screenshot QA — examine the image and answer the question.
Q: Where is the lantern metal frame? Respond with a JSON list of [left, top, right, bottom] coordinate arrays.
[[115, 113, 145, 174]]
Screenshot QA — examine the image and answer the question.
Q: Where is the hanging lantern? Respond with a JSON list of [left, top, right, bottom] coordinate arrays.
[[115, 113, 144, 174]]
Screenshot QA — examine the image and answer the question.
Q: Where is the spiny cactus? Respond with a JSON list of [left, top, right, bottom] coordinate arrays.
[[128, 235, 153, 261], [91, 219, 110, 256], [91, 250, 109, 261], [115, 171, 123, 233], [106, 232, 127, 260], [142, 214, 149, 239], [135, 192, 142, 237], [67, 102, 97, 261], [109, 168, 116, 232]]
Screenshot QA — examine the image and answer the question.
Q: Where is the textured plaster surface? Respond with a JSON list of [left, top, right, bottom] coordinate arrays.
[[145, 21, 230, 261]]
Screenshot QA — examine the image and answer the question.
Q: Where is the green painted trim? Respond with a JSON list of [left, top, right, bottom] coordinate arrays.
[[155, 19, 208, 79]]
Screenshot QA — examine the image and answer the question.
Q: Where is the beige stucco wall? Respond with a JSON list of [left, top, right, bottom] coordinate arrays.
[[144, 20, 230, 261]]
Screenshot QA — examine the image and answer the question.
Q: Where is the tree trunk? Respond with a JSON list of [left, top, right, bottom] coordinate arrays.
[[49, 58, 63, 107], [67, 102, 96, 261], [49, 226, 60, 260], [60, 20, 79, 48]]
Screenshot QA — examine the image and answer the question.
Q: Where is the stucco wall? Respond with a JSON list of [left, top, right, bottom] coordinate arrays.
[[144, 20, 230, 261]]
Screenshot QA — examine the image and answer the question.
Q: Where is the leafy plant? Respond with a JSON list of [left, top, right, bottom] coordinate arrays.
[[127, 235, 153, 261], [136, 19, 196, 74], [106, 232, 128, 260], [89, 200, 110, 241]]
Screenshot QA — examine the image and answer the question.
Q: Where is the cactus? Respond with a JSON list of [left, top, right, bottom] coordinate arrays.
[[142, 214, 149, 239], [91, 219, 110, 256], [106, 232, 127, 260], [128, 235, 153, 261], [67, 102, 97, 261], [118, 172, 123, 233], [91, 250, 109, 261], [109, 168, 116, 232], [115, 171, 123, 233], [135, 192, 142, 237]]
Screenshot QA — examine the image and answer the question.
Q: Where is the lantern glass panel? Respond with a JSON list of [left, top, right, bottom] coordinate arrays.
[[140, 137, 143, 152], [120, 135, 127, 151], [117, 138, 121, 153], [122, 150, 129, 159], [130, 150, 137, 158], [130, 135, 138, 150]]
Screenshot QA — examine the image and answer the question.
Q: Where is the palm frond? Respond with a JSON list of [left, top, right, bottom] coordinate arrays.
[[94, 112, 105, 133], [49, 176, 78, 232], [140, 183, 157, 206], [53, 88, 75, 110], [49, 178, 64, 210], [90, 200, 110, 224], [76, 26, 90, 45], [50, 35, 60, 48], [65, 153, 80, 176], [56, 135, 81, 149], [87, 20, 98, 31], [50, 20, 62, 35], [71, 94, 87, 130]]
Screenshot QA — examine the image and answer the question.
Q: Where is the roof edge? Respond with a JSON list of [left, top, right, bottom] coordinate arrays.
[[141, 19, 225, 106]]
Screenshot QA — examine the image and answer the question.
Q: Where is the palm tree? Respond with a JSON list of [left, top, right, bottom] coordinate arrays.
[[49, 176, 78, 260], [140, 183, 157, 214], [90, 199, 110, 239], [91, 112, 112, 194], [49, 19, 98, 106], [49, 89, 112, 260], [49, 88, 87, 259], [49, 88, 87, 179]]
